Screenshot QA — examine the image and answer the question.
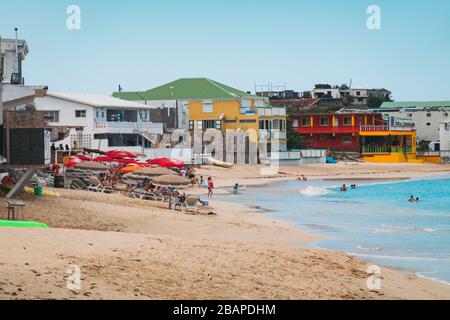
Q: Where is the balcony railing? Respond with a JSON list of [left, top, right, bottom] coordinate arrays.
[[257, 107, 287, 117], [94, 122, 164, 134], [298, 126, 359, 134], [361, 146, 413, 154], [360, 125, 389, 132], [259, 130, 287, 140], [360, 125, 415, 132]]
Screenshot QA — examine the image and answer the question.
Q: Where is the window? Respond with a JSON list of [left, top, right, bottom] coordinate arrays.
[[224, 120, 237, 124], [302, 117, 311, 127], [342, 136, 352, 145], [356, 91, 361, 96], [202, 103, 213, 113], [427, 113, 432, 117], [343, 116, 352, 126], [189, 120, 194, 130], [239, 119, 257, 123], [280, 120, 286, 131], [445, 113, 449, 117], [320, 117, 329, 126], [44, 111, 60, 123], [408, 113, 413, 117], [203, 120, 216, 129], [96, 111, 99, 118], [215, 120, 221, 130], [319, 135, 326, 141], [292, 119, 299, 128], [427, 123, 431, 126], [75, 110, 86, 118], [272, 119, 279, 129], [197, 121, 203, 130]]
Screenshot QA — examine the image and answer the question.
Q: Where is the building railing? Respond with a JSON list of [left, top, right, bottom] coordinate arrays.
[[417, 151, 441, 157], [257, 107, 287, 117], [298, 126, 359, 134], [360, 125, 415, 132], [258, 130, 287, 140], [94, 121, 163, 134], [360, 125, 389, 131], [361, 146, 413, 154]]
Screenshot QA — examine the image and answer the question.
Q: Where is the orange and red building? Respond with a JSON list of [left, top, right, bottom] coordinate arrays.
[[291, 109, 420, 163]]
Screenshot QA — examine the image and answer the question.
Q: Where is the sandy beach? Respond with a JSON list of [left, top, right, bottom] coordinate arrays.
[[1, 162, 450, 300]]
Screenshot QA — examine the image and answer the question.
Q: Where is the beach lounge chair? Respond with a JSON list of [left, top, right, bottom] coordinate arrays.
[[88, 176, 114, 193], [170, 195, 200, 214], [181, 196, 200, 214], [130, 189, 165, 201]]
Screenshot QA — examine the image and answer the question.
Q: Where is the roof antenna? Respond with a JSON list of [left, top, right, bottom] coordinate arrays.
[[118, 84, 123, 92]]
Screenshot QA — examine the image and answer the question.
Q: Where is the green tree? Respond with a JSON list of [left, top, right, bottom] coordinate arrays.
[[302, 91, 312, 98], [367, 94, 393, 108], [342, 95, 354, 106], [417, 140, 431, 152], [287, 119, 307, 150]]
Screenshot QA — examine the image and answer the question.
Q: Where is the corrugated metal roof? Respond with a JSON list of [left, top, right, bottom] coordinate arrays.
[[112, 78, 259, 101], [379, 101, 450, 109], [47, 91, 157, 109]]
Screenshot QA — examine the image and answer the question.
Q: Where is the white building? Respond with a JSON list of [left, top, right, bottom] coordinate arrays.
[[310, 86, 391, 105], [34, 92, 164, 153], [0, 38, 29, 85], [377, 101, 450, 144], [440, 119, 450, 151]]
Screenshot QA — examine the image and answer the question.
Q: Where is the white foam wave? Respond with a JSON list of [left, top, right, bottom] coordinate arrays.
[[299, 186, 332, 197], [372, 224, 439, 234]]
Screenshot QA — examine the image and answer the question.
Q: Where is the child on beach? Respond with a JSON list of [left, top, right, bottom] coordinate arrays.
[[207, 177, 214, 199]]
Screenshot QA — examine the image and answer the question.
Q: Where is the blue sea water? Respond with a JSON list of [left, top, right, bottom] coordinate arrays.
[[216, 176, 450, 284]]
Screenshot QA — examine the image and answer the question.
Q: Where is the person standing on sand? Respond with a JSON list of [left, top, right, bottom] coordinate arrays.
[[207, 177, 214, 199]]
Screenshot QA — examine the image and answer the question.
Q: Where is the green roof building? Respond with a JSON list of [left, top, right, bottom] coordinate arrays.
[[112, 78, 259, 101]]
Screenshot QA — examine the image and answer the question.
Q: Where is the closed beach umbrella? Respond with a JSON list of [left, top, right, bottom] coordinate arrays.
[[152, 174, 190, 187], [74, 161, 108, 170], [134, 167, 175, 176], [120, 165, 142, 174]]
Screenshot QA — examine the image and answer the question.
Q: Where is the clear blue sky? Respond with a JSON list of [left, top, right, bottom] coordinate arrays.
[[1, 0, 449, 101]]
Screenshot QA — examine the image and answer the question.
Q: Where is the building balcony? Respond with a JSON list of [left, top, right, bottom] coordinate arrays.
[[94, 122, 164, 134]]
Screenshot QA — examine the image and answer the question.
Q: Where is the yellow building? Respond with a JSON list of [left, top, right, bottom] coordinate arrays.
[[360, 117, 421, 163], [114, 78, 287, 152]]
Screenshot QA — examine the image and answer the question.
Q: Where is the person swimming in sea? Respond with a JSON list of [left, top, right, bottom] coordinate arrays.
[[408, 195, 415, 203], [351, 184, 357, 189], [340, 184, 347, 192], [416, 197, 420, 202], [233, 183, 239, 194]]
